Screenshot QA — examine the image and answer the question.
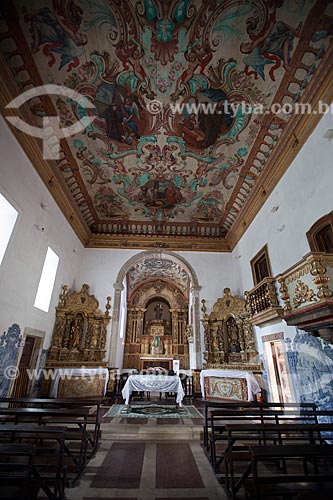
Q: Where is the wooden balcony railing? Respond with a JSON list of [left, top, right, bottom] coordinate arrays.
[[245, 277, 284, 326], [245, 253, 333, 335]]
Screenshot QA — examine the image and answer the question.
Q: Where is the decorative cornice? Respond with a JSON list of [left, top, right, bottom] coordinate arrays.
[[87, 233, 231, 252], [283, 299, 333, 331]]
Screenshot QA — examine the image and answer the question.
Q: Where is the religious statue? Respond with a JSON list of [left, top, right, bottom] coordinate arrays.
[[227, 319, 241, 353], [154, 302, 163, 319], [151, 335, 164, 355], [90, 323, 100, 349], [69, 314, 83, 349]]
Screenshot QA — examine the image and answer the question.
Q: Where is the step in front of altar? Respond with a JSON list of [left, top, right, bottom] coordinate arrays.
[[101, 423, 202, 441]]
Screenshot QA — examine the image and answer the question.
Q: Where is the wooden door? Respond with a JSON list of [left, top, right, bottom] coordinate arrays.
[[11, 336, 41, 398]]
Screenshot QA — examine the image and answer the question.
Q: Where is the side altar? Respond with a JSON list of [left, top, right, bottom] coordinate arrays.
[[46, 284, 111, 368], [199, 288, 262, 401], [43, 284, 112, 398]]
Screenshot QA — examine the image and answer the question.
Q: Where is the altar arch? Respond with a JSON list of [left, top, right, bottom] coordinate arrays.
[[108, 251, 201, 369]]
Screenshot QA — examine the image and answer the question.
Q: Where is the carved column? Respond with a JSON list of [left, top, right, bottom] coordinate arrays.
[[126, 308, 146, 343], [170, 309, 179, 343], [108, 282, 123, 368], [191, 285, 202, 368], [178, 309, 188, 344], [201, 316, 211, 364], [217, 321, 225, 364], [136, 308, 146, 342], [126, 309, 137, 343]]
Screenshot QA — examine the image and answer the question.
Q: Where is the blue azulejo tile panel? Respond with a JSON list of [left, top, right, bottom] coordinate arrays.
[[286, 331, 333, 421], [0, 323, 23, 397]]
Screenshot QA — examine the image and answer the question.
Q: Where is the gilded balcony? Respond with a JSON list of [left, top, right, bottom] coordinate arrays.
[[277, 252, 333, 337], [245, 277, 284, 326]]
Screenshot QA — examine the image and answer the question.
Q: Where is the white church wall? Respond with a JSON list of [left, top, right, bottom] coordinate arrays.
[[0, 116, 84, 352], [232, 110, 333, 291], [179, 250, 240, 365], [232, 111, 333, 403], [178, 251, 240, 305]]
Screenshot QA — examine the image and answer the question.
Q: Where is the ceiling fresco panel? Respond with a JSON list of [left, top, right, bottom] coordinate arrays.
[[0, 0, 332, 250]]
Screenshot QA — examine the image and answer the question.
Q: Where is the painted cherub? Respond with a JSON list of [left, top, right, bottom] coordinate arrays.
[[241, 21, 302, 80]]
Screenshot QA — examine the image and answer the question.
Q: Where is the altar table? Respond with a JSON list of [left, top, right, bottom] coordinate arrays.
[[200, 369, 261, 401], [122, 374, 184, 405], [49, 367, 109, 398]]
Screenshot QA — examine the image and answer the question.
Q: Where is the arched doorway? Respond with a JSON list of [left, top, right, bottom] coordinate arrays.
[[109, 251, 201, 369]]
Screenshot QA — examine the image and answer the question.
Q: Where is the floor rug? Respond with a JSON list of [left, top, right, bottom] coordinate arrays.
[[104, 404, 203, 419]]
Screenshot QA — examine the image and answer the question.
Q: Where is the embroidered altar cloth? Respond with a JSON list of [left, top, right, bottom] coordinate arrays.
[[50, 367, 109, 398], [122, 374, 184, 405], [200, 369, 261, 401]]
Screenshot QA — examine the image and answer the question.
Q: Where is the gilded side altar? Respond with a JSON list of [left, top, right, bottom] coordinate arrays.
[[46, 284, 111, 367], [201, 288, 261, 371]]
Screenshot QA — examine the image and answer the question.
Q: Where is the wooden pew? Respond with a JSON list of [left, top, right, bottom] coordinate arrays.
[[223, 422, 333, 499], [0, 442, 39, 499], [0, 397, 106, 452], [246, 443, 333, 499], [0, 425, 67, 499], [201, 400, 317, 450], [209, 407, 330, 472], [0, 407, 90, 484]]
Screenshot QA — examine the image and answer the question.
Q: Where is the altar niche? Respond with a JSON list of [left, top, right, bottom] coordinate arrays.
[[123, 280, 189, 370], [144, 299, 171, 356]]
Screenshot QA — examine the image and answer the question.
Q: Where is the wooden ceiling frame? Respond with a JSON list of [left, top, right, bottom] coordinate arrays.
[[0, 9, 332, 253]]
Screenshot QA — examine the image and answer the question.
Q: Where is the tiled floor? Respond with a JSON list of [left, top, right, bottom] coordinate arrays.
[[66, 398, 227, 500]]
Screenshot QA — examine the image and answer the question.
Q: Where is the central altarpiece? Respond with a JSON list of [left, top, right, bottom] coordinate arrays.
[[123, 279, 189, 370]]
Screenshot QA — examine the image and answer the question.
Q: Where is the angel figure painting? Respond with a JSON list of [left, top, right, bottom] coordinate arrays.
[[94, 83, 146, 145], [178, 89, 233, 149]]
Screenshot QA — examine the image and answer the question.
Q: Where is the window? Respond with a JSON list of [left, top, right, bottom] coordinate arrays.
[[250, 244, 272, 285], [34, 247, 59, 312], [307, 212, 333, 253], [0, 192, 18, 267]]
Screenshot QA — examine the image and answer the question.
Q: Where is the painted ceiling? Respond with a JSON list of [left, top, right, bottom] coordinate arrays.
[[0, 1, 332, 250], [127, 257, 189, 293]]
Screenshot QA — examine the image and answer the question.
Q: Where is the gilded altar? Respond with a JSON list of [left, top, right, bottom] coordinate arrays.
[[201, 288, 260, 370], [123, 279, 189, 370], [46, 284, 111, 368]]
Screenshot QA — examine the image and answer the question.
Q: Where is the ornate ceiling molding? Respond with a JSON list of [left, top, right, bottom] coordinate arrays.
[[0, 1, 332, 251], [226, 47, 333, 248]]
